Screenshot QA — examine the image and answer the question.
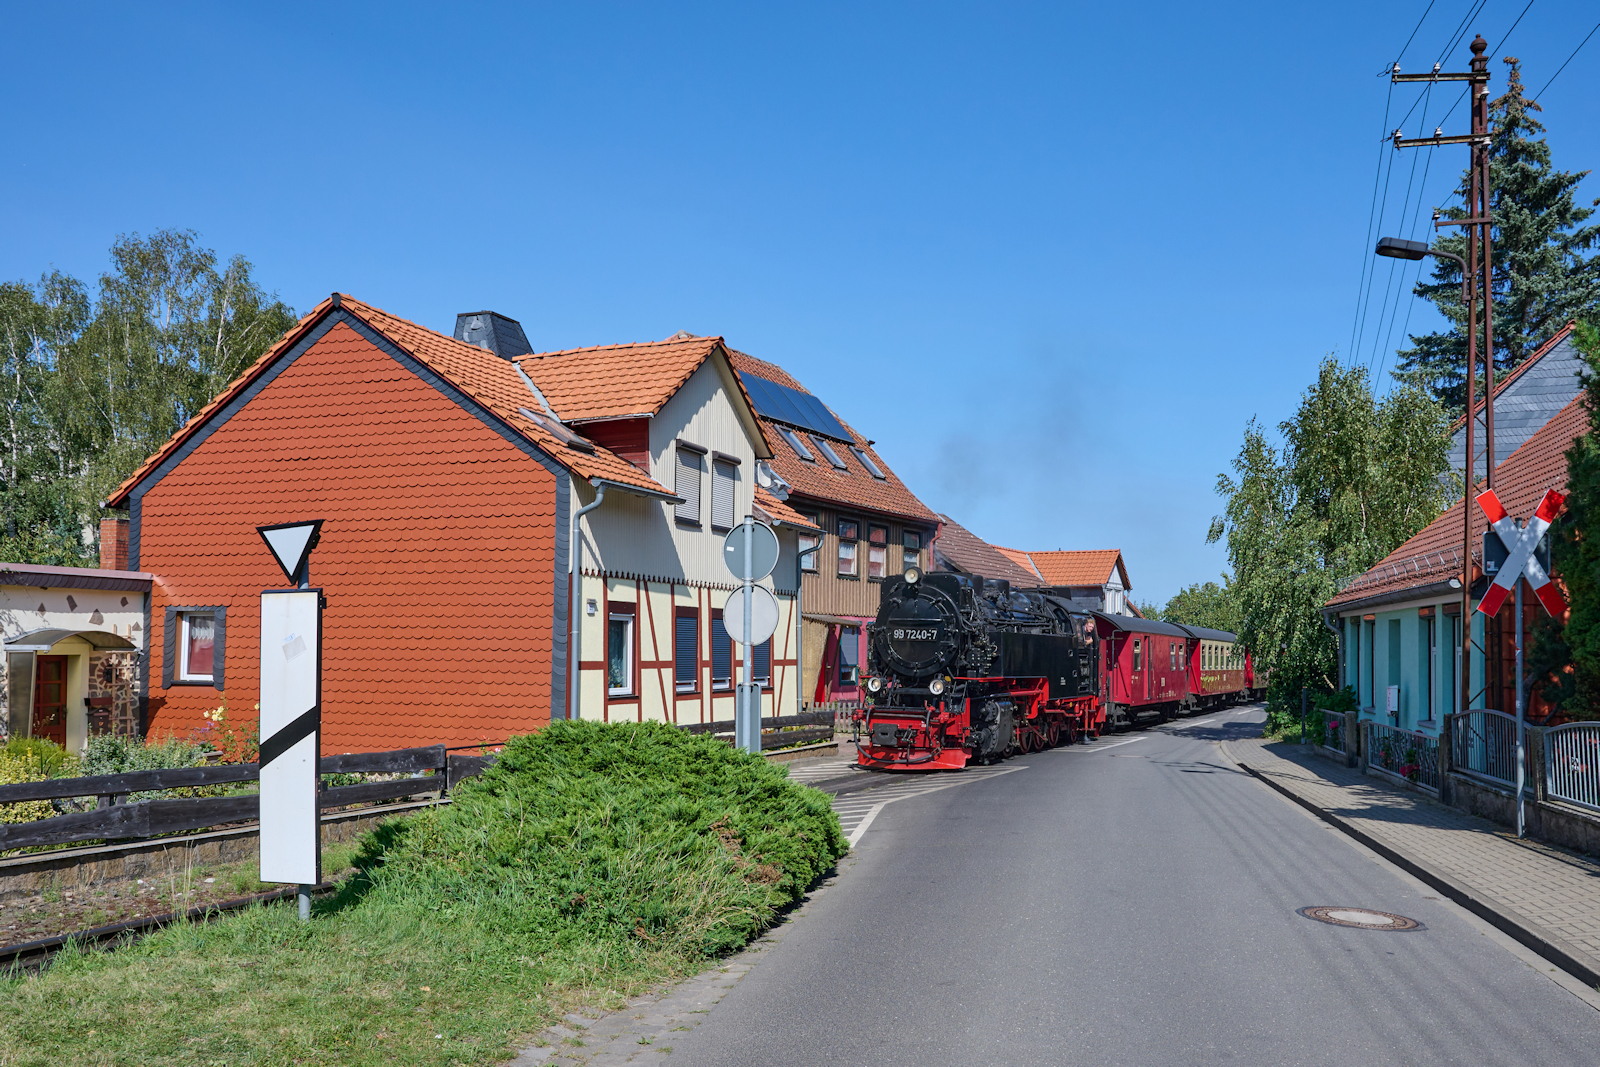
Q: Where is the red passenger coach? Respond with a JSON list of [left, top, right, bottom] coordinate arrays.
[[1182, 624, 1252, 710], [1091, 612, 1193, 727]]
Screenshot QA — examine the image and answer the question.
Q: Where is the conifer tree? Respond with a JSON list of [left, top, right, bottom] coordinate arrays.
[[1531, 322, 1600, 719], [1395, 58, 1600, 412]]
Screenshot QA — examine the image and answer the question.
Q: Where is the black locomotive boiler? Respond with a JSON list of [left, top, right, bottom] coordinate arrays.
[[855, 567, 1104, 769]]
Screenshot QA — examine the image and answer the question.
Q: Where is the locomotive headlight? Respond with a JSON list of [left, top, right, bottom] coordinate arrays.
[[903, 566, 922, 585], [928, 675, 946, 695], [866, 675, 883, 693]]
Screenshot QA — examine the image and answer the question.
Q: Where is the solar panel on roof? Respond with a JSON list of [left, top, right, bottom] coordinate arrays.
[[736, 372, 851, 442]]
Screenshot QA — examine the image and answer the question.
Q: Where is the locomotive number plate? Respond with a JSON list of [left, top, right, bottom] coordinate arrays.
[[892, 628, 940, 641]]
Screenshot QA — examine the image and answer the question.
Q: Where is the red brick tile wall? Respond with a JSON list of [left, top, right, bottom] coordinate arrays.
[[138, 322, 560, 752], [99, 518, 129, 571]]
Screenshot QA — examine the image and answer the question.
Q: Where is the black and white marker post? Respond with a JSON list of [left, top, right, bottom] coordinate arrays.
[[256, 519, 325, 920], [722, 518, 780, 755]]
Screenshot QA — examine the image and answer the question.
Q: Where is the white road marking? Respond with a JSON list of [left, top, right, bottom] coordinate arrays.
[[1186, 718, 1219, 727], [1075, 736, 1147, 753], [833, 765, 1028, 846]]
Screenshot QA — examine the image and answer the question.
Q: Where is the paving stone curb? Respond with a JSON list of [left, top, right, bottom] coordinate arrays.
[[1221, 739, 1600, 989]]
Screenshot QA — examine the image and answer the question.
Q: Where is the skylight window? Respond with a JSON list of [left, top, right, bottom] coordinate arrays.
[[810, 435, 848, 470], [851, 447, 885, 479], [778, 426, 814, 462]]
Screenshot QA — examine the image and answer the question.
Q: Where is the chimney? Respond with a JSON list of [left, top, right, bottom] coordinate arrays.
[[99, 517, 129, 571], [454, 311, 533, 359]]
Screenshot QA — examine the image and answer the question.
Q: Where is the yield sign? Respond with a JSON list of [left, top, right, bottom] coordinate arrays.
[[1475, 490, 1565, 617], [258, 520, 323, 585]]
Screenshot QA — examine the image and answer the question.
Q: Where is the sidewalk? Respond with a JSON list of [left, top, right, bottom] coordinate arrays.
[[1222, 735, 1600, 988]]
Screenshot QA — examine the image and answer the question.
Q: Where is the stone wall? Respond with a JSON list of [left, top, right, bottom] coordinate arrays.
[[86, 651, 139, 738]]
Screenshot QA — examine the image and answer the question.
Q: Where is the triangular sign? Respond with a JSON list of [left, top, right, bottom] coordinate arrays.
[[257, 520, 323, 585]]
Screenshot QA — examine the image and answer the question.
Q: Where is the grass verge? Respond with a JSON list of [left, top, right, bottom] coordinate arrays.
[[0, 722, 846, 1066]]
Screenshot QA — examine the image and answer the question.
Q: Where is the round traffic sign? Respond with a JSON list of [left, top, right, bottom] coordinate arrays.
[[723, 519, 780, 582], [722, 585, 780, 646]]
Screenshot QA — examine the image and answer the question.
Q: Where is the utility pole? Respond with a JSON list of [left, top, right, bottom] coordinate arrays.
[[1390, 34, 1495, 717]]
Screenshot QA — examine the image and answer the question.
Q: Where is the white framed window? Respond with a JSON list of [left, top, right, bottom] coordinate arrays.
[[903, 530, 922, 572], [838, 541, 858, 577], [180, 613, 216, 682], [607, 612, 634, 696], [711, 458, 737, 530], [799, 531, 821, 572]]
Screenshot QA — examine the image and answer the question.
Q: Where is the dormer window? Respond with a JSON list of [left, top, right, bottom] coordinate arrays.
[[810, 436, 848, 470], [851, 447, 885, 479], [778, 426, 814, 462]]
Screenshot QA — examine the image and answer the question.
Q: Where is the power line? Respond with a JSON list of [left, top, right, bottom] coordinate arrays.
[[1370, 82, 1433, 373], [1532, 18, 1600, 100], [1384, 0, 1441, 73], [1350, 79, 1396, 364]]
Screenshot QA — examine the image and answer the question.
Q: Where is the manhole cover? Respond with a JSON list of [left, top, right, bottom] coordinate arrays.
[[1298, 906, 1422, 931]]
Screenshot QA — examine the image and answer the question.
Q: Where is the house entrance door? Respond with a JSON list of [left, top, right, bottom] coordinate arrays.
[[33, 655, 68, 746]]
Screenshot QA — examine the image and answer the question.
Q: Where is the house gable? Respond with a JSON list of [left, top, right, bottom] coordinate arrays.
[[136, 319, 569, 751]]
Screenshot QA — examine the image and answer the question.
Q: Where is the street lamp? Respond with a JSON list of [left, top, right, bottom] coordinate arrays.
[[1373, 236, 1477, 723]]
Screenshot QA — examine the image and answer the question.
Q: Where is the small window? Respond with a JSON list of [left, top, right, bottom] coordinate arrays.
[[810, 436, 848, 470], [711, 459, 736, 530], [851, 447, 886, 479], [838, 541, 858, 577], [608, 612, 634, 696], [181, 614, 215, 682], [799, 532, 821, 572], [754, 639, 772, 686], [868, 524, 888, 544], [675, 449, 702, 525], [837, 519, 859, 541], [838, 626, 859, 686], [711, 613, 733, 690], [1133, 638, 1142, 672], [1169, 644, 1176, 671], [674, 611, 698, 693], [778, 427, 814, 462], [903, 531, 922, 571]]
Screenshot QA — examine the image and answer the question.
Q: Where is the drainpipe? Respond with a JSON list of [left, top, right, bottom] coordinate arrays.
[[568, 481, 607, 721]]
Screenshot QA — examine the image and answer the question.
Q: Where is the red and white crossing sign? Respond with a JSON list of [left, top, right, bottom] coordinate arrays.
[[1475, 489, 1566, 618]]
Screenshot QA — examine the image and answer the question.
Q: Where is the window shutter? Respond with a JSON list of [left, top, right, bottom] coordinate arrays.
[[676, 450, 701, 523], [711, 615, 732, 686], [675, 614, 698, 690], [711, 460, 736, 530], [754, 639, 771, 685]]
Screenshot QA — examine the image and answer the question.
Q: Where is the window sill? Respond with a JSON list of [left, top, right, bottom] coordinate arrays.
[[836, 574, 860, 582], [676, 519, 703, 529], [169, 678, 216, 687]]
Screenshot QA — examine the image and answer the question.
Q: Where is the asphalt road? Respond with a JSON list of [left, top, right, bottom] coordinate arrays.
[[665, 706, 1600, 1066]]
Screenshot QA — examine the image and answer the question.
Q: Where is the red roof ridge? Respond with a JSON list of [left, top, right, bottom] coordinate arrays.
[[517, 334, 726, 362]]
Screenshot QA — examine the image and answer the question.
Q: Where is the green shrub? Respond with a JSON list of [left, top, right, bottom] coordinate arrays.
[[370, 720, 848, 959], [79, 734, 213, 801], [0, 737, 75, 778], [1263, 685, 1357, 741]]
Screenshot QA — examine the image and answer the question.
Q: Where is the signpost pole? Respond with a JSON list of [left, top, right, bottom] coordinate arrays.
[[742, 520, 756, 754], [1515, 564, 1526, 839]]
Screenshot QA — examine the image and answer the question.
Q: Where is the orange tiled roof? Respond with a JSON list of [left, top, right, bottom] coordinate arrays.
[[992, 546, 1044, 581], [515, 334, 733, 423], [1329, 392, 1587, 609], [753, 487, 823, 532], [995, 548, 1128, 589], [930, 514, 1041, 586], [108, 296, 675, 507], [726, 350, 938, 526]]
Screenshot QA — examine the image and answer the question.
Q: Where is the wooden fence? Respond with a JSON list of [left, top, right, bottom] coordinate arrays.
[[0, 745, 498, 853], [677, 709, 840, 750]]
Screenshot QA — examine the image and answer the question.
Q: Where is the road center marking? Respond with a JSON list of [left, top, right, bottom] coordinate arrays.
[[1082, 737, 1147, 752]]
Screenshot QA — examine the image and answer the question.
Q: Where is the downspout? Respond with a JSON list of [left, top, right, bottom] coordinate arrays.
[[568, 481, 607, 721]]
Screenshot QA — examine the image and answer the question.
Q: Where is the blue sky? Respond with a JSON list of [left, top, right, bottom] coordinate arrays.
[[5, 1, 1599, 605]]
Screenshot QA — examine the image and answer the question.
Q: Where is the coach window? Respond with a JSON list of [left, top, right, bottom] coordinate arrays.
[[1133, 638, 1141, 672], [903, 531, 922, 571], [1168, 643, 1176, 671], [837, 518, 859, 577], [867, 524, 888, 580], [674, 609, 699, 693], [608, 605, 635, 698]]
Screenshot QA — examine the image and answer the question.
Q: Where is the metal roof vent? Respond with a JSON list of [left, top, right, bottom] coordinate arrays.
[[454, 311, 533, 359]]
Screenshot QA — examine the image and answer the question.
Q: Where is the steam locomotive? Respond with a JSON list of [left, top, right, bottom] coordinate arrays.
[[854, 567, 1104, 770], [854, 567, 1261, 770]]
